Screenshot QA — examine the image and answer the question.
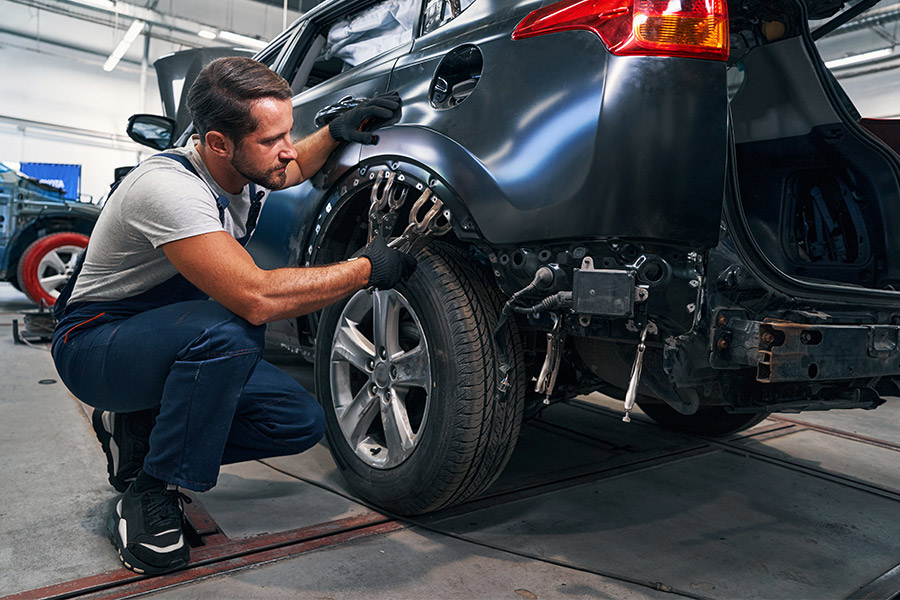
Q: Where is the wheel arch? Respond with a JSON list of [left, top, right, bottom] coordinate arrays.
[[306, 126, 503, 264], [294, 134, 504, 352], [3, 214, 97, 280]]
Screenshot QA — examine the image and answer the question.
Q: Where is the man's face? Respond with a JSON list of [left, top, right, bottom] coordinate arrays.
[[230, 97, 297, 190]]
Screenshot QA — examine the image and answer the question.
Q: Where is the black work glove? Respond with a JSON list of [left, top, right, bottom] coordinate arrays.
[[329, 92, 401, 145], [356, 235, 417, 289]]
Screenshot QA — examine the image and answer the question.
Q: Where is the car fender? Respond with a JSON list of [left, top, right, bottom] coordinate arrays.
[[303, 125, 493, 263]]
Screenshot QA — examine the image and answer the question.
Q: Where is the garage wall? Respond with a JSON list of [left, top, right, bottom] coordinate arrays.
[[0, 0, 302, 203], [0, 44, 156, 202]]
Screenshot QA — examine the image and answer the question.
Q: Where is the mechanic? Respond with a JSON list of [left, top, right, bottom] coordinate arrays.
[[51, 57, 414, 576]]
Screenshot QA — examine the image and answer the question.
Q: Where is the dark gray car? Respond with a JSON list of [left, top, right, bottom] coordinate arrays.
[[134, 0, 900, 515]]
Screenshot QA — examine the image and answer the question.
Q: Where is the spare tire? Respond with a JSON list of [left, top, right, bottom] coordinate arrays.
[[315, 242, 524, 515], [17, 232, 89, 306]]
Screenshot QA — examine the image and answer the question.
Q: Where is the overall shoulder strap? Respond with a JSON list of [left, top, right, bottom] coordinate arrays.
[[157, 152, 229, 227]]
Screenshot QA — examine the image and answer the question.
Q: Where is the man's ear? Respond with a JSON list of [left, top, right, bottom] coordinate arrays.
[[205, 131, 233, 158]]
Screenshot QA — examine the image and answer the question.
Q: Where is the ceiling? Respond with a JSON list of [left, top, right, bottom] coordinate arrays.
[[1, 0, 899, 79]]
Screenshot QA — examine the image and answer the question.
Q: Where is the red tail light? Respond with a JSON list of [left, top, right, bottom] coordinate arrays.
[[512, 0, 729, 61]]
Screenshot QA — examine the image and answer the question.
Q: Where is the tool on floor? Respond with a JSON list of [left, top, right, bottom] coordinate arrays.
[[12, 303, 55, 349]]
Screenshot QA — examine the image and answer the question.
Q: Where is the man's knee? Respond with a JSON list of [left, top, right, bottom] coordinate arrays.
[[181, 302, 266, 356]]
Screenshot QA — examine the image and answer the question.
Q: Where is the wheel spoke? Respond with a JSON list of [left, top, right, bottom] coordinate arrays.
[[43, 252, 67, 274], [381, 390, 415, 459], [337, 387, 379, 447], [392, 345, 430, 390], [39, 274, 68, 290], [371, 290, 396, 353], [65, 251, 82, 270], [332, 319, 375, 374]]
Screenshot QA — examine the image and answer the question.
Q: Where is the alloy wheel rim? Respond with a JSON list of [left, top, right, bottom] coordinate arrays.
[[329, 288, 432, 469], [37, 245, 84, 298]]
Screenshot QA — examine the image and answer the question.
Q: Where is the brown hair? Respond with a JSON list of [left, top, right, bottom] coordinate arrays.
[[186, 56, 292, 144]]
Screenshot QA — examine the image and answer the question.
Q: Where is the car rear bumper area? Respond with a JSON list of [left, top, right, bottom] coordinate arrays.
[[712, 313, 900, 383]]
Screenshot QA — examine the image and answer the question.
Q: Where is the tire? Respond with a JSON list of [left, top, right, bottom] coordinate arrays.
[[16, 232, 89, 306], [638, 400, 767, 437], [315, 242, 525, 515]]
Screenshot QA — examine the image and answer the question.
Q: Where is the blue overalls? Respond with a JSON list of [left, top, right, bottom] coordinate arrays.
[[51, 153, 325, 492]]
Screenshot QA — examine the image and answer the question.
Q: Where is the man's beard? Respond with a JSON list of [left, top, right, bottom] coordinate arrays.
[[231, 147, 289, 190]]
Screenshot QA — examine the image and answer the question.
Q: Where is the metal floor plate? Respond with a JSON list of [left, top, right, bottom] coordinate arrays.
[[430, 445, 900, 599]]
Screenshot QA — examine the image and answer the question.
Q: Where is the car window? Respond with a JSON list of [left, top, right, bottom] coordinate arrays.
[[292, 0, 420, 93], [422, 0, 476, 36]]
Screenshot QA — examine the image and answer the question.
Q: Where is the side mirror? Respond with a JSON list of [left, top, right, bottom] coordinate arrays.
[[126, 114, 176, 150]]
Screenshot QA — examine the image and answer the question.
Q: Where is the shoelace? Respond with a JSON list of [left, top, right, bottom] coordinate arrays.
[[143, 488, 192, 528]]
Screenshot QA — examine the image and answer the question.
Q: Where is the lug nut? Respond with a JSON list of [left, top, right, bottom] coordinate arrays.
[[367, 359, 375, 371], [390, 366, 398, 379], [379, 347, 387, 360]]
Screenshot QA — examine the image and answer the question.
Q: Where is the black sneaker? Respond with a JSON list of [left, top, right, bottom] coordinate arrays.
[[107, 482, 191, 575], [92, 409, 152, 492]]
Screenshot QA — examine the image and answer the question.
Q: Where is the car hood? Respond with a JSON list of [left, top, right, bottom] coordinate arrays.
[[153, 47, 256, 139]]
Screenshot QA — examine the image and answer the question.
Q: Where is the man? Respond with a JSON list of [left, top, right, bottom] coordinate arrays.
[[51, 57, 415, 576]]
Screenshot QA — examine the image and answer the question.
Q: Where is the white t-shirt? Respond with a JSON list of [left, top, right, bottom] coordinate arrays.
[[69, 141, 268, 304]]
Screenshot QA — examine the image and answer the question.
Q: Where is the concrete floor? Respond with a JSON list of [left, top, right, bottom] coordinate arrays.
[[1, 281, 899, 600]]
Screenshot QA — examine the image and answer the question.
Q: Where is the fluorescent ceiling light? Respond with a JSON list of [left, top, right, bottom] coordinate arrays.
[[218, 30, 268, 50], [69, 0, 116, 9], [825, 47, 893, 69], [103, 19, 145, 72], [198, 29, 218, 40]]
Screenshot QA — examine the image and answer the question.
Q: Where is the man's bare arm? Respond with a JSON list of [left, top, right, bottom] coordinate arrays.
[[279, 127, 340, 189], [162, 231, 369, 325]]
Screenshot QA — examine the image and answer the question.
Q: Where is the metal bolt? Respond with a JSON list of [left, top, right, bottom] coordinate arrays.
[[717, 338, 729, 351], [761, 330, 775, 345], [717, 315, 727, 327]]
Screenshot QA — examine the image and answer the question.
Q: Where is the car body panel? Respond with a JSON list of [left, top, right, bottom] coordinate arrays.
[[0, 165, 99, 280]]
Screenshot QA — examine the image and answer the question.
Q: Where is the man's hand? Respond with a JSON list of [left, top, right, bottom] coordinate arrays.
[[356, 235, 417, 289], [329, 92, 401, 145]]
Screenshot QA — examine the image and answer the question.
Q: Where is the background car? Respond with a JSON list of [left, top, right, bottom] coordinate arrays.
[[133, 0, 900, 516], [0, 162, 99, 306]]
